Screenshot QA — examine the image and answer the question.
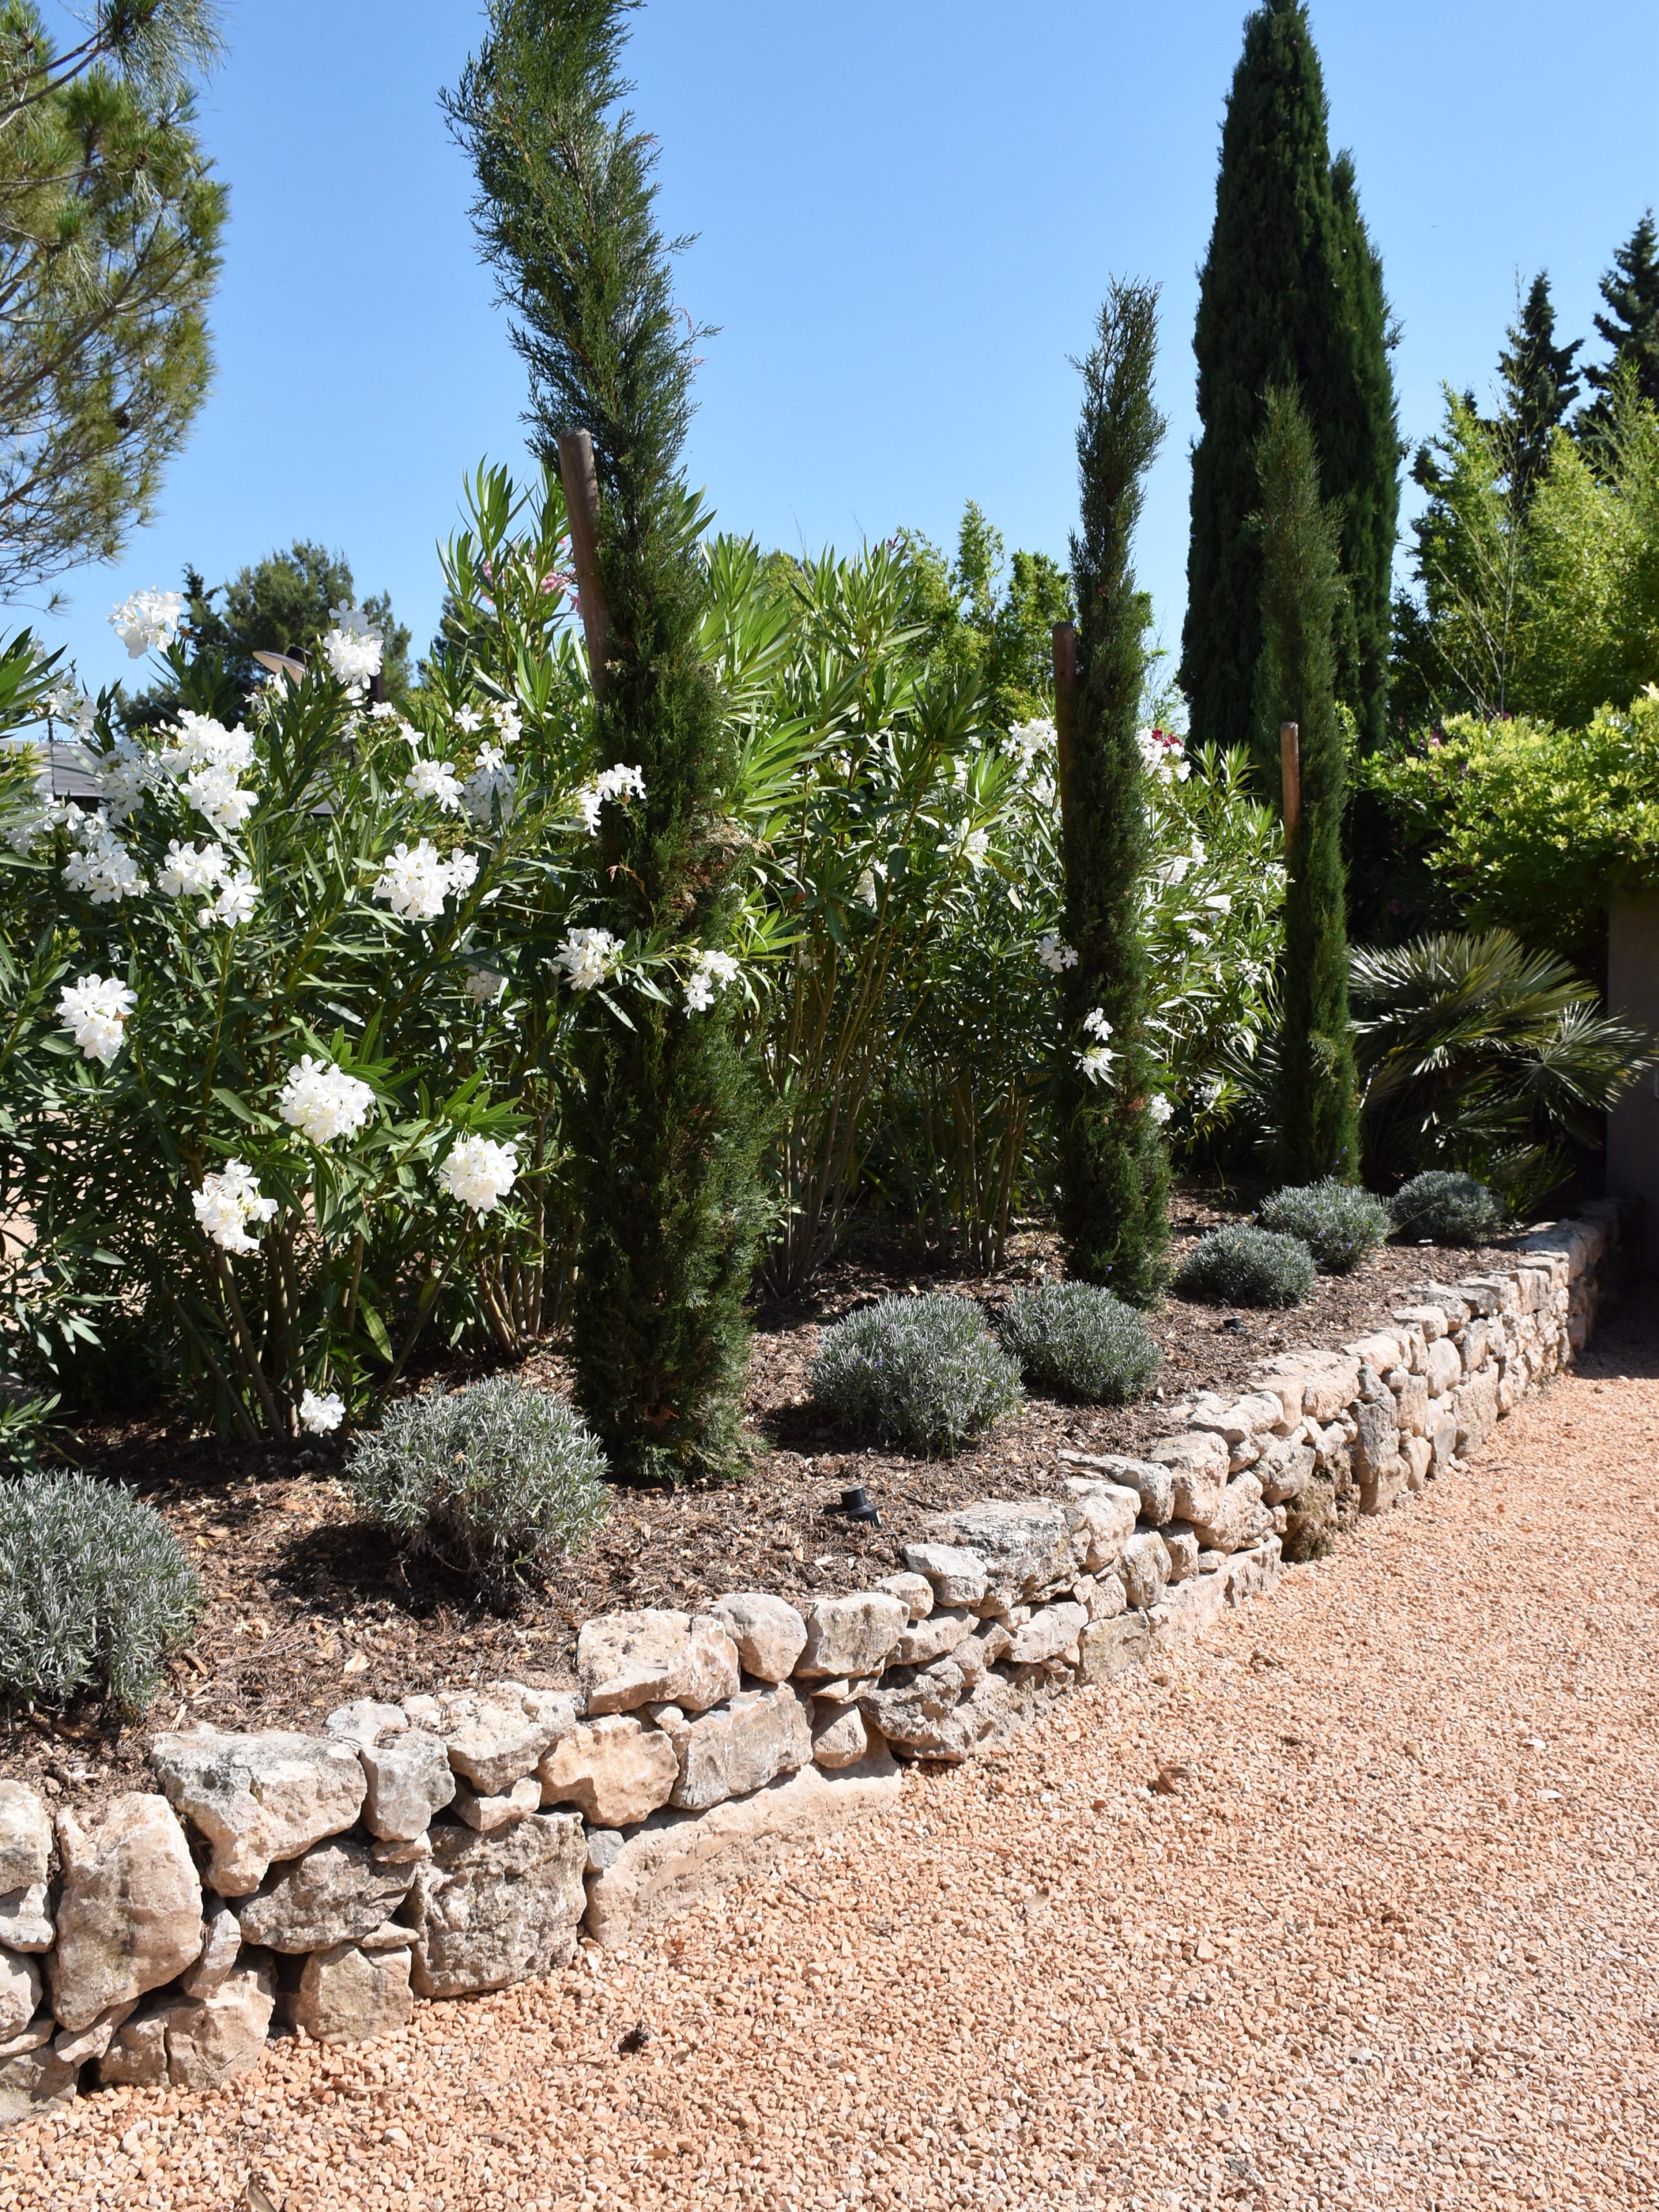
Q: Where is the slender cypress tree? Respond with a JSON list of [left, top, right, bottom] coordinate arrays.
[[1494, 273, 1582, 509], [1579, 209, 1659, 444], [1181, 0, 1397, 776], [447, 0, 765, 1481], [1255, 386, 1359, 1182], [1056, 281, 1168, 1304]]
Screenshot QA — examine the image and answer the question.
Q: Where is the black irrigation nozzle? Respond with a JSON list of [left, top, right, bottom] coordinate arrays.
[[833, 1482, 881, 1528]]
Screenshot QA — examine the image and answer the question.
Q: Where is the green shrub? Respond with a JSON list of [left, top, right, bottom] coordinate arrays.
[[349, 1377, 610, 1591], [1257, 1180, 1392, 1273], [0, 1473, 201, 1712], [811, 1293, 1023, 1456], [995, 1281, 1161, 1404], [1389, 1169, 1505, 1246], [1174, 1224, 1315, 1307]]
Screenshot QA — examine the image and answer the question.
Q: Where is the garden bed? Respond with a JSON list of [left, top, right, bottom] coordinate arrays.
[[1, 1196, 1524, 1808]]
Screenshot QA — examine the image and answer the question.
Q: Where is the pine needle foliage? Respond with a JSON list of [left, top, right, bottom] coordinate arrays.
[[1057, 281, 1168, 1305], [447, 1, 766, 1482], [1255, 385, 1360, 1182]]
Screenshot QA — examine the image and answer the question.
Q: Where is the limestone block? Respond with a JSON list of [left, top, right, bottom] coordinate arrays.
[[583, 1748, 901, 1950], [358, 1729, 456, 1843], [1060, 1480, 1140, 1571], [1349, 1399, 1400, 1485], [538, 1714, 680, 1828], [1187, 1471, 1266, 1555], [1120, 1530, 1172, 1611], [1455, 1369, 1500, 1454], [810, 1699, 869, 1771], [892, 1606, 975, 1666], [578, 1611, 741, 1716], [1254, 1439, 1314, 1506], [1190, 1390, 1288, 1444], [53, 1997, 137, 2067], [0, 2038, 78, 2127], [1076, 1612, 1151, 1684], [233, 1834, 415, 1954], [1159, 1525, 1200, 1583], [1461, 1317, 1491, 1371], [0, 1786, 49, 1898], [1430, 1412, 1459, 1472], [1060, 1453, 1175, 1527], [1343, 1332, 1402, 1375], [1146, 1432, 1228, 1522], [437, 1687, 575, 1796], [453, 1776, 542, 1833], [1457, 1274, 1519, 1319], [658, 1684, 813, 1811], [1149, 1570, 1229, 1653], [1358, 1455, 1408, 1515], [1086, 1568, 1128, 1620], [1391, 1371, 1430, 1436], [101, 1961, 275, 2092], [0, 1950, 40, 2043], [1424, 1338, 1462, 1397], [0, 1886, 50, 1954], [180, 1895, 242, 1997], [1224, 1539, 1282, 1607], [293, 1939, 413, 2045], [873, 1574, 934, 1623], [47, 1794, 202, 2033], [150, 1729, 366, 1896], [325, 1699, 408, 1746], [1007, 1601, 1087, 1668], [917, 1498, 1080, 1603], [1255, 1351, 1360, 1425], [795, 1591, 909, 1680], [1391, 1301, 1446, 1342], [898, 1543, 989, 1607], [1403, 1434, 1434, 1490], [711, 1592, 810, 1679], [411, 1811, 587, 1997], [1497, 1373, 1518, 1416], [855, 1663, 1012, 1764]]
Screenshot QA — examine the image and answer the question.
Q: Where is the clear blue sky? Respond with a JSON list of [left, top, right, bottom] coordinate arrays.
[[32, 0, 1659, 696]]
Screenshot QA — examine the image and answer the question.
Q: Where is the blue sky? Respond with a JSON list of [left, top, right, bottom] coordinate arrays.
[[33, 0, 1659, 696]]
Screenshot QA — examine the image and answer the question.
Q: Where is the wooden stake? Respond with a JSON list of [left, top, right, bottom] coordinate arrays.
[[556, 428, 611, 701], [1052, 621, 1078, 836], [1280, 720, 1301, 846]]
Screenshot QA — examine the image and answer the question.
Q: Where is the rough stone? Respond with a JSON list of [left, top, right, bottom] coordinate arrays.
[[179, 1896, 242, 1998], [537, 1714, 681, 1827], [53, 1998, 137, 2067], [0, 1786, 50, 1897], [1160, 1525, 1201, 1583], [1060, 1480, 1140, 1571], [655, 1684, 813, 1811], [1425, 1337, 1464, 1397], [101, 1961, 275, 2092], [1190, 1390, 1286, 1443], [1007, 1601, 1088, 1667], [584, 1748, 901, 1950], [577, 1611, 741, 1717], [0, 2040, 78, 2126], [1146, 1432, 1228, 1522], [1358, 1453, 1408, 1514], [1403, 1433, 1435, 1489], [233, 1834, 415, 1953], [1391, 1371, 1430, 1436], [1253, 1438, 1314, 1505], [47, 1793, 202, 2033], [0, 1886, 51, 1954], [1350, 1397, 1400, 1480], [357, 1728, 456, 1842], [711, 1592, 809, 1681], [1150, 1569, 1231, 1652], [1120, 1530, 1172, 1611], [1224, 1539, 1283, 1606], [918, 1498, 1079, 1603], [873, 1572, 934, 1623], [453, 1776, 542, 1833], [411, 1811, 587, 1997], [795, 1590, 909, 1680], [1456, 1369, 1501, 1454], [0, 1949, 40, 2043], [293, 1939, 413, 2045], [438, 1688, 575, 1796], [1256, 1351, 1362, 1425], [1187, 1472, 1267, 1555], [892, 1605, 975, 1666], [856, 1662, 1012, 1764], [898, 1543, 989, 1607], [1085, 1568, 1128, 1620], [149, 1729, 366, 1896], [1076, 1612, 1151, 1683], [1062, 1453, 1176, 1527], [1430, 1412, 1459, 1471], [809, 1699, 869, 1771], [325, 1699, 407, 1746], [585, 1830, 625, 1874]]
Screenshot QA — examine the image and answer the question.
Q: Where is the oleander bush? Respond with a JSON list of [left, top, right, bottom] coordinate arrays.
[[1389, 1169, 1506, 1246], [811, 1292, 1023, 1456], [0, 1471, 202, 1712], [1174, 1223, 1315, 1307], [348, 1375, 610, 1592], [995, 1281, 1161, 1403], [1257, 1179, 1392, 1273]]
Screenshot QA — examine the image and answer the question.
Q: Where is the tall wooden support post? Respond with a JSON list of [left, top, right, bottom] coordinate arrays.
[[1052, 621, 1078, 837], [556, 428, 611, 701], [1279, 719, 1301, 848]]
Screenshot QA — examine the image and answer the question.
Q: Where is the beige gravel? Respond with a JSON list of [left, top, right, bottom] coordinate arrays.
[[10, 1296, 1659, 2211]]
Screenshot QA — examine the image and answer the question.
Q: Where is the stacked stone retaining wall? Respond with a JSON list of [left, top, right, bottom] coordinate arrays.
[[0, 1202, 1636, 2125]]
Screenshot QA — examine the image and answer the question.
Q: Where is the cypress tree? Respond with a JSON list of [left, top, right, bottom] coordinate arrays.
[[447, 0, 765, 1481], [1181, 0, 1397, 776], [1495, 273, 1581, 508], [1056, 280, 1168, 1305], [1255, 386, 1360, 1182], [1579, 209, 1659, 443]]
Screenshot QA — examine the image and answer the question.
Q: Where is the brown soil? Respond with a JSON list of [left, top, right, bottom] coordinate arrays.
[[1, 1198, 1522, 1809]]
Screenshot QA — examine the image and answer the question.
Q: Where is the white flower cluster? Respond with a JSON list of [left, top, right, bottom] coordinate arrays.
[[465, 966, 505, 1005], [3, 740, 64, 854], [686, 947, 740, 1012], [372, 839, 479, 921], [1036, 932, 1078, 973], [461, 743, 516, 826], [58, 973, 134, 1064], [1003, 717, 1056, 767], [575, 763, 646, 834], [555, 927, 621, 992], [109, 588, 185, 660], [299, 1388, 345, 1435], [156, 839, 258, 927], [157, 713, 259, 835], [91, 736, 155, 824], [1136, 727, 1190, 784], [277, 1055, 375, 1147], [1148, 1093, 1174, 1126], [321, 603, 384, 696], [192, 1158, 277, 1255], [62, 810, 147, 903], [1078, 1007, 1114, 1086], [404, 752, 464, 813], [437, 1134, 518, 1215], [958, 827, 990, 870]]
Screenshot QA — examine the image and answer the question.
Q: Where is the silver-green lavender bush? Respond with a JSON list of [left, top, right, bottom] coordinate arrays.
[[1257, 1180, 1392, 1273], [995, 1281, 1161, 1403], [1174, 1223, 1315, 1308], [811, 1292, 1023, 1456]]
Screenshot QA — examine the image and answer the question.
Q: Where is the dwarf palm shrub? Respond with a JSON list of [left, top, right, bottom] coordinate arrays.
[[995, 1281, 1161, 1403], [1258, 1180, 1391, 1272], [1175, 1224, 1314, 1307], [0, 1472, 200, 1712], [812, 1294, 1023, 1456], [1389, 1170, 1505, 1245]]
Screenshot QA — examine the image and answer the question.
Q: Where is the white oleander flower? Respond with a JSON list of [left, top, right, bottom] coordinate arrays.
[[438, 1134, 518, 1215], [1157, 854, 1191, 887], [1148, 1093, 1174, 1126], [489, 700, 522, 745], [404, 754, 464, 812], [371, 839, 475, 921], [554, 926, 621, 992], [58, 973, 135, 1064], [1003, 717, 1056, 771], [110, 588, 185, 659], [1036, 932, 1078, 973], [200, 870, 259, 928], [157, 839, 226, 897], [1201, 892, 1233, 915], [62, 817, 147, 903], [192, 1158, 277, 1255], [685, 947, 741, 1012], [1136, 727, 1191, 784], [299, 1388, 345, 1435], [1083, 1008, 1113, 1042], [93, 737, 154, 824], [461, 744, 517, 826], [321, 604, 384, 694], [574, 762, 646, 834], [453, 706, 483, 734], [959, 828, 990, 870], [1078, 1043, 1115, 1085], [278, 1054, 375, 1145], [368, 699, 399, 721], [159, 711, 255, 780], [182, 763, 257, 835], [465, 966, 505, 1005]]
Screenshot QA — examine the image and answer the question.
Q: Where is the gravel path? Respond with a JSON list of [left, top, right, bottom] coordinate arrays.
[[11, 1295, 1659, 2211]]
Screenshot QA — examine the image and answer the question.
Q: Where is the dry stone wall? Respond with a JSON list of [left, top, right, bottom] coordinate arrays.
[[0, 1202, 1634, 2127]]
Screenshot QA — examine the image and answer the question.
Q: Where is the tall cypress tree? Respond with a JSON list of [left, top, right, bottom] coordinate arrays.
[[447, 0, 765, 1481], [1255, 386, 1359, 1182], [1057, 280, 1168, 1304], [1495, 273, 1581, 508], [1579, 209, 1659, 443], [1181, 0, 1397, 776]]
